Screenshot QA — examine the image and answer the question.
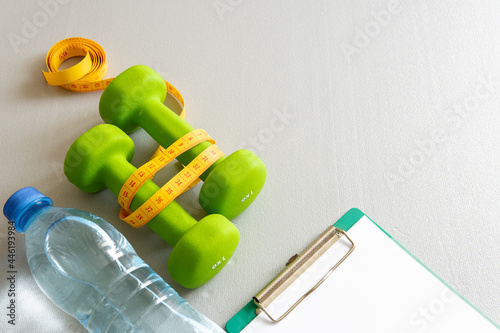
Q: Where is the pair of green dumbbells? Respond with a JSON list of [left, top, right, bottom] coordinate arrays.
[[64, 65, 267, 288]]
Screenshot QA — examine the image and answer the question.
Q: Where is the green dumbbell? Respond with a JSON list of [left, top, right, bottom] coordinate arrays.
[[64, 124, 240, 289], [99, 65, 267, 220]]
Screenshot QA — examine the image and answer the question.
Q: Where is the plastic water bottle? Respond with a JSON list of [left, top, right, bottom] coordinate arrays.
[[3, 187, 225, 333]]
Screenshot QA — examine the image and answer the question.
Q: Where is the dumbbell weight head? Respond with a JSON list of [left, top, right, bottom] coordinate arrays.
[[199, 150, 267, 219], [64, 123, 134, 193], [99, 65, 267, 220], [99, 65, 166, 134], [169, 214, 240, 289], [64, 124, 240, 288]]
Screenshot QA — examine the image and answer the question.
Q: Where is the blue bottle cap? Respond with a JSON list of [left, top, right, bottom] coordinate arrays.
[[4, 187, 53, 233]]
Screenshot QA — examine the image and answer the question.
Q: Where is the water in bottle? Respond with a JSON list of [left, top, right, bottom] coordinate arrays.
[[3, 187, 225, 333]]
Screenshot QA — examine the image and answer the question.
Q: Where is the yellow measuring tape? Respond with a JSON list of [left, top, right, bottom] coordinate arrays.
[[43, 37, 220, 228], [118, 129, 222, 228], [118, 129, 215, 212], [120, 143, 224, 228]]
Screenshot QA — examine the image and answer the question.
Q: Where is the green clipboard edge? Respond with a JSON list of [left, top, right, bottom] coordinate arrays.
[[225, 208, 500, 332]]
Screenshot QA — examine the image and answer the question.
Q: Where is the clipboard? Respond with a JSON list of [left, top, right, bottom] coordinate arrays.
[[226, 208, 500, 332]]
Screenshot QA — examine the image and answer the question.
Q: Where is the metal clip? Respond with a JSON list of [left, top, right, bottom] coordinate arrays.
[[253, 227, 355, 322]]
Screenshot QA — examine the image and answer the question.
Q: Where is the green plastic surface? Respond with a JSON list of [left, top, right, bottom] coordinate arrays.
[[64, 124, 240, 288], [99, 65, 267, 219], [199, 149, 267, 220], [225, 208, 500, 332], [168, 214, 240, 289]]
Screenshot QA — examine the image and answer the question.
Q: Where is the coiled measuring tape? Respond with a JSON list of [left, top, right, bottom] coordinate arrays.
[[43, 37, 221, 228]]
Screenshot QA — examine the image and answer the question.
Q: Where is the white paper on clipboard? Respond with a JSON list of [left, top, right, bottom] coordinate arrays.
[[241, 216, 499, 333]]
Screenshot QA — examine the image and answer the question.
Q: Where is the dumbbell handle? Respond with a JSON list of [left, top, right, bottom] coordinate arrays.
[[139, 99, 225, 181], [102, 154, 196, 246]]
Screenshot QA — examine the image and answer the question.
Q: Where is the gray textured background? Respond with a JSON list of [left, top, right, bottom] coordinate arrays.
[[1, 1, 499, 331]]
